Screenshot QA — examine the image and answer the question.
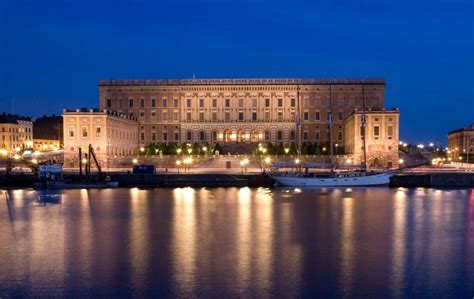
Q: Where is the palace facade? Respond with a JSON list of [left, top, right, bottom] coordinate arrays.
[[99, 78, 386, 147]]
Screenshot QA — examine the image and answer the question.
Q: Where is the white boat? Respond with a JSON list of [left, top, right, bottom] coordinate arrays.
[[271, 171, 393, 187]]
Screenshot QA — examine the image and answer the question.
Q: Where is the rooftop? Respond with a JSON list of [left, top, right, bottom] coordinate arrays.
[[62, 108, 138, 121], [0, 113, 32, 124], [99, 78, 386, 87]]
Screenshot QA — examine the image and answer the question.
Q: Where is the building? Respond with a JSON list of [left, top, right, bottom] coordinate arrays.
[[0, 113, 33, 155], [62, 109, 139, 168], [448, 123, 474, 160], [99, 78, 386, 147], [344, 109, 400, 168], [33, 115, 63, 151]]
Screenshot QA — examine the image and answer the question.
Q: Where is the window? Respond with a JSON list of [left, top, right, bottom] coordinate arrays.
[[163, 112, 168, 121], [252, 112, 257, 121], [95, 127, 101, 137], [238, 98, 244, 107], [277, 131, 283, 141], [238, 112, 244, 121], [173, 112, 179, 121], [290, 112, 295, 121], [199, 112, 205, 122], [304, 112, 309, 120], [140, 132, 145, 141], [212, 98, 217, 107], [338, 131, 343, 140], [225, 112, 230, 121], [187, 131, 192, 141], [161, 99, 167, 107], [338, 112, 343, 121], [163, 132, 168, 141], [290, 130, 295, 140], [315, 111, 320, 121], [277, 112, 283, 121], [151, 111, 156, 119], [140, 111, 145, 118], [68, 127, 75, 138], [199, 99, 204, 107], [265, 98, 270, 107], [174, 99, 179, 107], [151, 99, 156, 107], [82, 127, 88, 138], [199, 131, 205, 141], [374, 126, 380, 136], [387, 125, 393, 139], [186, 112, 192, 121], [106, 99, 111, 108], [174, 132, 179, 141], [152, 132, 156, 141], [129, 99, 134, 107], [278, 98, 283, 107], [291, 98, 295, 107], [212, 131, 217, 142], [315, 131, 320, 140], [225, 99, 230, 107], [265, 131, 270, 141], [265, 112, 270, 121], [303, 132, 308, 140], [252, 98, 257, 107], [187, 99, 192, 107], [212, 112, 217, 121], [140, 99, 145, 108]]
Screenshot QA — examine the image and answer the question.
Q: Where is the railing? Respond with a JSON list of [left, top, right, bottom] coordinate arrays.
[[99, 78, 386, 86]]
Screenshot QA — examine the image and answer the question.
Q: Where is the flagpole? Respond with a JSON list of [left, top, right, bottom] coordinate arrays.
[[362, 86, 368, 172], [329, 85, 334, 172]]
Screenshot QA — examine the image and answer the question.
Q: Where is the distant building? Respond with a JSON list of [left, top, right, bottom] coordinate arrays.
[[0, 113, 33, 155], [33, 115, 63, 151], [448, 123, 474, 160], [344, 109, 400, 168], [62, 109, 139, 168]]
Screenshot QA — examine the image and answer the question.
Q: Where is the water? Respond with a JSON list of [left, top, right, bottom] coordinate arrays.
[[0, 187, 473, 298]]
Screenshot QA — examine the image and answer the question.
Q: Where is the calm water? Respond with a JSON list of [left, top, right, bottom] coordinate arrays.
[[0, 187, 473, 298]]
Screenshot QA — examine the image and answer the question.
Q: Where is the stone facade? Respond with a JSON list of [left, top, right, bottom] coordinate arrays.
[[448, 124, 474, 160], [0, 114, 33, 155], [62, 109, 139, 168], [99, 78, 386, 147], [344, 109, 399, 168]]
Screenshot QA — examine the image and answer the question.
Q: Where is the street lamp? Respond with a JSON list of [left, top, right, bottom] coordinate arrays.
[[284, 148, 289, 155], [240, 158, 249, 174], [177, 148, 182, 155], [176, 160, 181, 173], [334, 143, 339, 155], [132, 158, 138, 165], [140, 147, 145, 154]]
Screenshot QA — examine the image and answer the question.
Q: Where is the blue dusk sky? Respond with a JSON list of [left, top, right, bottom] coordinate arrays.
[[0, 0, 473, 144]]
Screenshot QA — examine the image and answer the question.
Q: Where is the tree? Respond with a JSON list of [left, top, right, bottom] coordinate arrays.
[[266, 143, 275, 155], [168, 143, 178, 155], [276, 143, 285, 155], [213, 142, 223, 154], [289, 142, 298, 155], [192, 142, 201, 155], [301, 142, 309, 155], [313, 142, 321, 155], [158, 143, 168, 155], [180, 143, 188, 155]]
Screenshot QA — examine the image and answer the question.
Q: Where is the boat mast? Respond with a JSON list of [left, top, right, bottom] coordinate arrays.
[[329, 84, 334, 171], [361, 85, 368, 172]]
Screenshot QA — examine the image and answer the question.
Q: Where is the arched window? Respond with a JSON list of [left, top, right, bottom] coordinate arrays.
[[199, 131, 205, 141], [106, 99, 112, 107], [187, 131, 192, 141]]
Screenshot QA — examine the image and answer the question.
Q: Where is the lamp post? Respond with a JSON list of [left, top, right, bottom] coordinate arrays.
[[176, 160, 181, 174]]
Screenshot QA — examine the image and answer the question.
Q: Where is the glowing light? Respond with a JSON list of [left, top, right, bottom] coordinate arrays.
[[176, 160, 182, 166], [399, 158, 404, 164], [81, 158, 88, 164], [31, 158, 38, 164], [294, 158, 300, 164], [177, 148, 182, 154], [346, 158, 352, 164], [140, 147, 145, 152], [284, 148, 289, 154], [13, 154, 20, 160], [264, 157, 271, 164], [132, 158, 138, 164]]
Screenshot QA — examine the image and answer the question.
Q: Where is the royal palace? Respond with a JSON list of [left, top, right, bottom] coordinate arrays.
[[63, 78, 399, 167]]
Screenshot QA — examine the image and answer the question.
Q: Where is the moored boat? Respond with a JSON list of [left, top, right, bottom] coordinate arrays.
[[271, 171, 393, 187]]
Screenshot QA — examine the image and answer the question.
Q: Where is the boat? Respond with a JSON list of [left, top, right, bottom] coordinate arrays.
[[270, 84, 394, 187], [271, 171, 393, 187]]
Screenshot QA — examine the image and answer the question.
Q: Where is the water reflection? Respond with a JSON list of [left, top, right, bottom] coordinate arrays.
[[0, 187, 472, 297]]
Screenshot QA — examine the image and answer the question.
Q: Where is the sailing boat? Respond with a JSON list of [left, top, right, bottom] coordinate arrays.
[[270, 85, 394, 187]]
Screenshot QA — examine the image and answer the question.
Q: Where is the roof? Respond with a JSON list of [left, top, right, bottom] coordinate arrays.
[[99, 78, 386, 87], [448, 123, 474, 135], [62, 108, 138, 121], [0, 113, 32, 124]]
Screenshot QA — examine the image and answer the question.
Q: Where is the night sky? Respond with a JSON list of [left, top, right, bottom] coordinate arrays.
[[1, 0, 473, 144]]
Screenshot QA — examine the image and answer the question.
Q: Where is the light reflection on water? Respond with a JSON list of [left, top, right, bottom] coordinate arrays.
[[0, 187, 473, 297]]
